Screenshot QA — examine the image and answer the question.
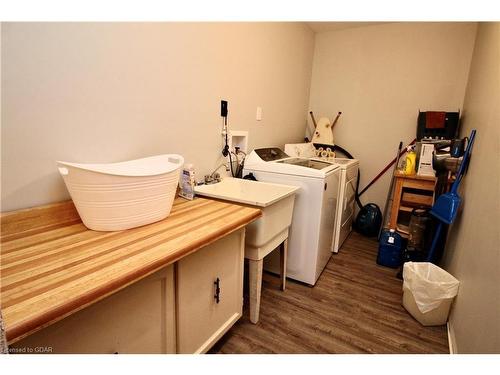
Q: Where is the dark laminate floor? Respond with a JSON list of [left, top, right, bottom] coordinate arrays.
[[209, 231, 449, 354]]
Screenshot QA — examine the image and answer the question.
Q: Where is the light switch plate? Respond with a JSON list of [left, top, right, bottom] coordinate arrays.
[[256, 107, 262, 121]]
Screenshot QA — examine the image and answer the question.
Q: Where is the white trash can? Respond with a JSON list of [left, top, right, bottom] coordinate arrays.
[[402, 262, 460, 326]]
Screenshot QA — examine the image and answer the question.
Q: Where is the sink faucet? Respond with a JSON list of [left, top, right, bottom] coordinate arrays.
[[204, 163, 228, 184]]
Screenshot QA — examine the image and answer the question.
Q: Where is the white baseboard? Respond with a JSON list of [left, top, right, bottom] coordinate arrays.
[[447, 321, 457, 354]]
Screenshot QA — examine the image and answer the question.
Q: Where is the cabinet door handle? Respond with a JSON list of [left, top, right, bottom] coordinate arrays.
[[214, 277, 221, 304]]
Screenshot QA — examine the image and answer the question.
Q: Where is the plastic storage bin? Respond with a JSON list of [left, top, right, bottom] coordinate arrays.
[[402, 262, 459, 326], [377, 229, 403, 268]]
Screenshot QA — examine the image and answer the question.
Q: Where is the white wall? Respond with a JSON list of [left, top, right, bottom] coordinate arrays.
[[1, 22, 314, 211], [442, 23, 500, 354], [308, 22, 477, 210]]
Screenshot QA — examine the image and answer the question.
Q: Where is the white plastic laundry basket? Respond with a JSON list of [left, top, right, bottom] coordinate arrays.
[[57, 154, 184, 231]]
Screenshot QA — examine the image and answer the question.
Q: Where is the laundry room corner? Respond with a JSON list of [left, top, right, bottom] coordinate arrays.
[[307, 22, 477, 211]]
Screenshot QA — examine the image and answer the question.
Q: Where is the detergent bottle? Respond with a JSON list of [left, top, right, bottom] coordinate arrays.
[[404, 145, 416, 175], [377, 229, 403, 268], [179, 163, 196, 200]]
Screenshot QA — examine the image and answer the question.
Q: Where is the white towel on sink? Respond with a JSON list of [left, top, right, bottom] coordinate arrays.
[[0, 309, 7, 354]]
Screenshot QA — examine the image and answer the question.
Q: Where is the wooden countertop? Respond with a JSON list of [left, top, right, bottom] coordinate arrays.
[[394, 171, 437, 181], [0, 197, 261, 344]]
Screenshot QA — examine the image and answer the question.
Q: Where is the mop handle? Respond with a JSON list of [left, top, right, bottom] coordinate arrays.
[[358, 138, 416, 197], [450, 129, 476, 193]]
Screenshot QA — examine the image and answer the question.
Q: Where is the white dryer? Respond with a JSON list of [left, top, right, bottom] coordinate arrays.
[[243, 148, 341, 286], [331, 158, 359, 253]]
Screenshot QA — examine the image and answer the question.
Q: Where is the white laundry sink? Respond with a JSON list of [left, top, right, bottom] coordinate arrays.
[[194, 178, 299, 258]]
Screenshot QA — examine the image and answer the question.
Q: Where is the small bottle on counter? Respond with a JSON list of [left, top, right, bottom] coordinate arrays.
[[179, 163, 196, 200], [404, 146, 417, 175]]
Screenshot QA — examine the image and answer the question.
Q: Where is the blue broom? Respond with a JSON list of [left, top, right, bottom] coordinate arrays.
[[426, 129, 476, 262]]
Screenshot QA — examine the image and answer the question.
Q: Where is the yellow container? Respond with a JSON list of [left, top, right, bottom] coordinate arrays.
[[404, 151, 417, 175]]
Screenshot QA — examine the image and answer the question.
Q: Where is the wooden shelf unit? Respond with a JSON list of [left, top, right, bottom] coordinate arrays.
[[388, 171, 437, 236]]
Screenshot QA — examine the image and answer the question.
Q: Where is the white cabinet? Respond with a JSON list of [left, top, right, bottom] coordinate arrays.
[[176, 228, 245, 353], [12, 265, 176, 354], [10, 229, 245, 354]]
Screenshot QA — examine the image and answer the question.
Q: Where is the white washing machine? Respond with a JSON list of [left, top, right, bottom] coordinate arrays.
[[283, 144, 359, 253], [243, 148, 341, 286], [331, 158, 359, 253]]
